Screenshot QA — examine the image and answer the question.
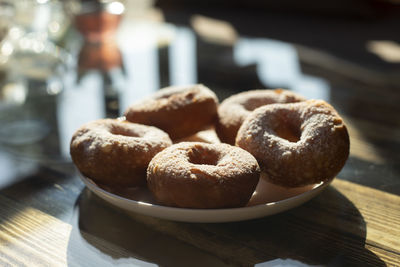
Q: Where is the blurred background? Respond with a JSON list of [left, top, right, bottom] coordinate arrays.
[[0, 0, 399, 192]]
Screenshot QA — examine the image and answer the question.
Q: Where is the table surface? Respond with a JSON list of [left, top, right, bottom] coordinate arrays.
[[0, 2, 400, 266]]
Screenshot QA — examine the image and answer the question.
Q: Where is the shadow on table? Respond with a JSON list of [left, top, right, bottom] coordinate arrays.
[[214, 186, 386, 266], [69, 186, 385, 267], [67, 188, 230, 266]]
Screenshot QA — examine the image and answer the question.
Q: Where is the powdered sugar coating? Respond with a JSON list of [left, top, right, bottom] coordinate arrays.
[[236, 100, 349, 187], [147, 142, 260, 208], [70, 119, 172, 187], [216, 89, 305, 144], [124, 84, 219, 140]]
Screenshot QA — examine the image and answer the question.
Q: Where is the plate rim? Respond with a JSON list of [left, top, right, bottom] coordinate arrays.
[[78, 173, 332, 222]]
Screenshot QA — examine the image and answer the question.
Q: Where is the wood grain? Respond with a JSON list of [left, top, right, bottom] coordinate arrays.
[[335, 179, 400, 252], [344, 115, 400, 164], [0, 195, 71, 266], [0, 175, 399, 266], [121, 178, 400, 266]]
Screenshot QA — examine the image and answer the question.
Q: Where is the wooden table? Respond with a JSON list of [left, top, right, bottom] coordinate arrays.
[[2, 177, 399, 266], [1, 3, 399, 266]]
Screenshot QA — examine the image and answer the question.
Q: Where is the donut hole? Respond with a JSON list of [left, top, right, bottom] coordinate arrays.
[[188, 146, 220, 166], [273, 120, 302, 143], [275, 126, 301, 142], [110, 125, 141, 138]]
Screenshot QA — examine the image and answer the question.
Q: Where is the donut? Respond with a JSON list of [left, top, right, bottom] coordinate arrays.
[[70, 119, 172, 187], [174, 126, 221, 144], [124, 84, 219, 140], [147, 142, 260, 208], [216, 89, 305, 144], [236, 100, 350, 187]]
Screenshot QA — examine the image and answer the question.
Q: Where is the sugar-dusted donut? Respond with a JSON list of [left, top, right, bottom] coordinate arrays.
[[236, 100, 349, 187], [147, 142, 260, 208], [173, 126, 221, 144], [124, 84, 219, 140], [70, 119, 172, 187], [216, 89, 305, 144]]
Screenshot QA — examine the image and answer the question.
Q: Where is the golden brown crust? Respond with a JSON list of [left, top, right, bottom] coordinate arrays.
[[70, 119, 172, 187], [236, 100, 350, 187], [216, 89, 305, 144], [147, 142, 260, 208], [173, 126, 221, 144], [124, 84, 219, 140]]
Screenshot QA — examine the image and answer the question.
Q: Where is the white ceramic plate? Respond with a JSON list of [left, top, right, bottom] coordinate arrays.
[[79, 173, 332, 223]]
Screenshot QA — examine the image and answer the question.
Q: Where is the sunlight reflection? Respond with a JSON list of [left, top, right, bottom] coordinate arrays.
[[169, 27, 197, 85], [116, 20, 173, 112], [0, 199, 71, 266], [118, 43, 159, 114], [106, 1, 125, 15], [234, 38, 330, 101], [292, 75, 330, 100], [191, 15, 238, 45], [57, 72, 105, 158], [0, 152, 37, 189], [255, 258, 322, 266], [366, 40, 400, 63]]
